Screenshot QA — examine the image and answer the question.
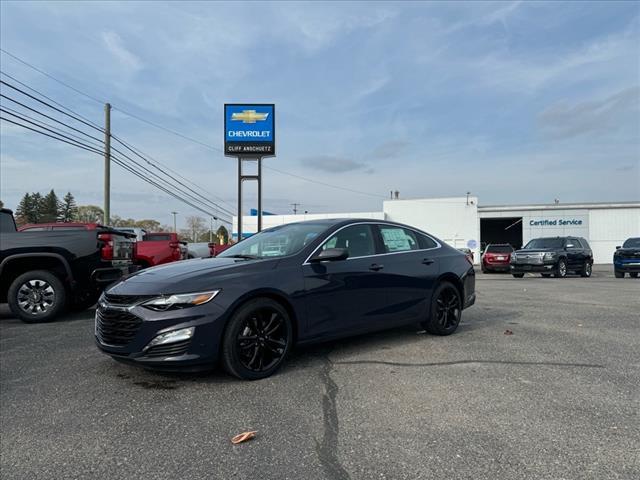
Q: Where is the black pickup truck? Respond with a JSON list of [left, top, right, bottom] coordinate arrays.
[[0, 208, 137, 323], [510, 236, 593, 278]]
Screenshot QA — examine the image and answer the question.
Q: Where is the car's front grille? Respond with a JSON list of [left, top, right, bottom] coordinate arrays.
[[145, 339, 191, 358], [96, 308, 142, 346], [104, 293, 153, 306], [514, 254, 543, 265]]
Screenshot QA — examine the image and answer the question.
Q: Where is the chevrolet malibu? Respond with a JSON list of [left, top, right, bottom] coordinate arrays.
[[96, 219, 476, 380]]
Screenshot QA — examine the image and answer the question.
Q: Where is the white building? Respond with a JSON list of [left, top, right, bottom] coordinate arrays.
[[233, 197, 640, 264]]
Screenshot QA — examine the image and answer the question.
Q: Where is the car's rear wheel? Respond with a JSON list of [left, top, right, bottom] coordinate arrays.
[[7, 270, 67, 323], [580, 261, 592, 278], [422, 282, 462, 336], [554, 259, 567, 278], [512, 273, 525, 278], [221, 298, 293, 380], [614, 270, 625, 278]]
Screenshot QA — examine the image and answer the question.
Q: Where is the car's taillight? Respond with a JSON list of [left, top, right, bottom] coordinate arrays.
[[98, 233, 114, 261]]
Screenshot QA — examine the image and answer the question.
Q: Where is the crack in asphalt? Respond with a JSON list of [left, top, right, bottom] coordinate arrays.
[[335, 359, 604, 368], [315, 352, 351, 480]]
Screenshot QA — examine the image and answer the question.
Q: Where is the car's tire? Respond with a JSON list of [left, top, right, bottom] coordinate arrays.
[[422, 282, 462, 336], [541, 273, 552, 278], [512, 273, 525, 278], [614, 270, 625, 278], [554, 259, 567, 278], [221, 298, 293, 380], [69, 290, 100, 312], [7, 270, 67, 323], [580, 261, 592, 278], [631, 272, 638, 278]]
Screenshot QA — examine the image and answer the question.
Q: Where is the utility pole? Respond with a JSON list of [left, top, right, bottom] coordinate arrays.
[[103, 103, 111, 225], [171, 211, 178, 232], [291, 203, 300, 214]]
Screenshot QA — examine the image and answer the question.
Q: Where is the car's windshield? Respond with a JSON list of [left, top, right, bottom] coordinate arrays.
[[218, 222, 328, 259], [524, 238, 564, 249], [622, 238, 640, 248], [486, 245, 513, 253]]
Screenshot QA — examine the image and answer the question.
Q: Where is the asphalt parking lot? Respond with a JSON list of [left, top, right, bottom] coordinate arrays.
[[1, 266, 638, 480]]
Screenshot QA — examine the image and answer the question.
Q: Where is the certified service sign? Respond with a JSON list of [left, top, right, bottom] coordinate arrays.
[[224, 104, 275, 156]]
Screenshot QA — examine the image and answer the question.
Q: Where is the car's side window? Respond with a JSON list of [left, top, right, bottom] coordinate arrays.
[[321, 224, 376, 258], [379, 226, 419, 253], [572, 238, 583, 249], [418, 233, 438, 249]]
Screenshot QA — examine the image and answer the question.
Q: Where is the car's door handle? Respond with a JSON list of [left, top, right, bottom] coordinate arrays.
[[369, 263, 384, 271], [422, 258, 435, 265]]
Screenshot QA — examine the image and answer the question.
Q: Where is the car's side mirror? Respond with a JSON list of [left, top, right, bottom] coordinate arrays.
[[616, 246, 621, 250], [309, 248, 349, 262]]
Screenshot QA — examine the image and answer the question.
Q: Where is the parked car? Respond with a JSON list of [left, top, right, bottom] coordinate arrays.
[[481, 243, 514, 273], [1, 209, 136, 322], [95, 219, 476, 379], [614, 237, 640, 278], [457, 248, 474, 264], [510, 236, 593, 278], [186, 242, 212, 259], [133, 232, 187, 268]]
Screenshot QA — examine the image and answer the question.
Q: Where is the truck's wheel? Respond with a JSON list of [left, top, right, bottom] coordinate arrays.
[[8, 270, 67, 323], [554, 259, 567, 278]]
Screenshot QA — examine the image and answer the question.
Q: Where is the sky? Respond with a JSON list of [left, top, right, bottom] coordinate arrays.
[[1, 1, 639, 229]]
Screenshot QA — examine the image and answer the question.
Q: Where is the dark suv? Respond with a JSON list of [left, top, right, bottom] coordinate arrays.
[[614, 237, 640, 278], [510, 236, 593, 278]]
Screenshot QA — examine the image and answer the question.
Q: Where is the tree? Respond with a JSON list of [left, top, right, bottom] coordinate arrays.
[[185, 215, 207, 243], [77, 205, 104, 223], [216, 225, 229, 245], [135, 219, 161, 231], [15, 193, 35, 225], [59, 192, 78, 222], [40, 189, 60, 222]]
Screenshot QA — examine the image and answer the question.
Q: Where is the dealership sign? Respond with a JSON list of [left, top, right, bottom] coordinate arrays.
[[529, 219, 583, 226], [224, 104, 275, 156]]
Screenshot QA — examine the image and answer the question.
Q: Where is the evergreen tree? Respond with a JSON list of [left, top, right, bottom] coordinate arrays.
[[30, 193, 43, 222], [15, 193, 34, 225], [60, 192, 78, 222], [40, 189, 61, 222]]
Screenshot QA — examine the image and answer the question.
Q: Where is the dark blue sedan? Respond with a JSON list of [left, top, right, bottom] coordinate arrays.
[[96, 219, 476, 379]]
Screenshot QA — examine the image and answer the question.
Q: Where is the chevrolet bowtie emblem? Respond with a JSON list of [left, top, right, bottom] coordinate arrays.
[[231, 110, 269, 124]]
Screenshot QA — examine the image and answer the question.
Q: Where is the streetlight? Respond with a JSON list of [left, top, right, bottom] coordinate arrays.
[[171, 211, 178, 233]]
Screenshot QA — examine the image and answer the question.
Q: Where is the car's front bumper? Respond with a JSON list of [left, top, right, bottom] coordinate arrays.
[[614, 259, 640, 273], [95, 300, 228, 371], [510, 263, 556, 274]]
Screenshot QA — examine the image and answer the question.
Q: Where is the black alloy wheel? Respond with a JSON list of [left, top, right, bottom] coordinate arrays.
[[221, 298, 292, 380], [581, 261, 592, 278], [7, 270, 66, 323], [423, 282, 462, 336], [555, 259, 567, 278]]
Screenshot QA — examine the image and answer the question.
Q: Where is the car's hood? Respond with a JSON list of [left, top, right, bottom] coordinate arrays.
[[108, 257, 271, 295], [616, 247, 640, 255]]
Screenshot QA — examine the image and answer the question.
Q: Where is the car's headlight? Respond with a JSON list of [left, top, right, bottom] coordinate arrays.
[[543, 252, 556, 260], [142, 290, 220, 311], [510, 254, 517, 262]]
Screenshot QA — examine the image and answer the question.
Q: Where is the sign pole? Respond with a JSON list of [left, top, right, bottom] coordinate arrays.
[[257, 157, 262, 233], [237, 157, 242, 242]]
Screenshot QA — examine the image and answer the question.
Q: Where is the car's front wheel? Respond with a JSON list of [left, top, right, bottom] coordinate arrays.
[[631, 272, 638, 278], [7, 270, 67, 323], [554, 259, 567, 278], [614, 270, 625, 278], [422, 282, 462, 336], [221, 298, 293, 380]]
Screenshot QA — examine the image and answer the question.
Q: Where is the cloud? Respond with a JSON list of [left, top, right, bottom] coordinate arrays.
[[299, 155, 372, 173], [538, 86, 640, 139], [370, 140, 410, 159], [101, 31, 142, 71]]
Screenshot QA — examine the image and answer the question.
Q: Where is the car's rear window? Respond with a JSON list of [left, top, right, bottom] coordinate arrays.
[[486, 245, 513, 253], [144, 234, 171, 241]]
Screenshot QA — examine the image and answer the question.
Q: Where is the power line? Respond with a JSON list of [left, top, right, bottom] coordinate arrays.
[[1, 115, 232, 224]]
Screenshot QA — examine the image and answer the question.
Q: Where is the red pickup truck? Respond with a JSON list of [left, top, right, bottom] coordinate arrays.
[[135, 232, 187, 268]]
